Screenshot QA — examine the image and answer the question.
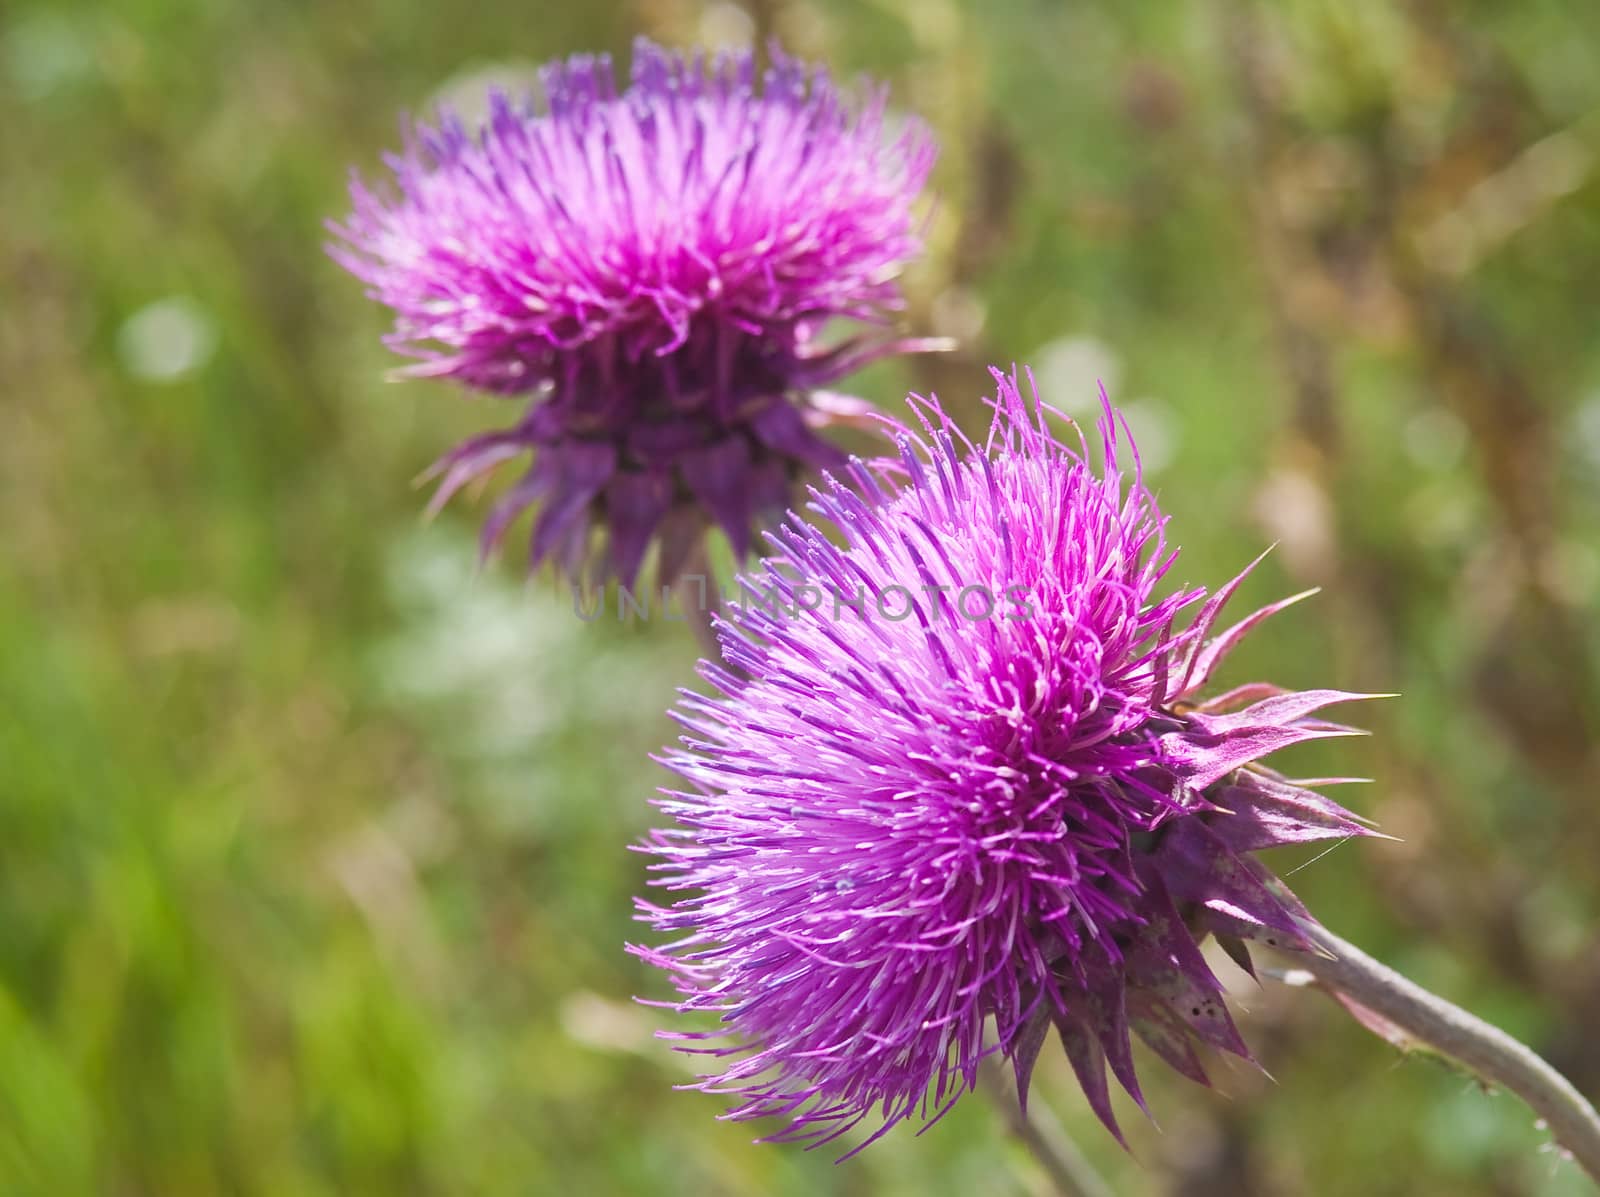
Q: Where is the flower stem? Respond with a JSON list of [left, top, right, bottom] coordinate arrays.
[[1277, 922, 1600, 1181], [673, 544, 728, 668], [979, 1056, 1114, 1197]]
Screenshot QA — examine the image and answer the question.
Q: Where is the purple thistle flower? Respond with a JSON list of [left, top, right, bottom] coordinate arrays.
[[330, 39, 939, 586], [633, 368, 1383, 1152]]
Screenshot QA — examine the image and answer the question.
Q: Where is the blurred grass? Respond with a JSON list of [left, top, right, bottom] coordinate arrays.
[[3, 0, 1599, 1193]]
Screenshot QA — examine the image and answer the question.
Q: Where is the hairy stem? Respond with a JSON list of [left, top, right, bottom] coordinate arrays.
[[672, 544, 729, 669], [672, 575, 722, 666], [978, 1056, 1114, 1197], [1278, 923, 1600, 1182]]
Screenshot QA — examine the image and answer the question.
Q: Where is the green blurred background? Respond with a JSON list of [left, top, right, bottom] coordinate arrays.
[[4, 0, 1598, 1193]]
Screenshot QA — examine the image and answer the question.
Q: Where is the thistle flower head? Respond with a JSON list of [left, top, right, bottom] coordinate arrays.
[[634, 368, 1379, 1151], [331, 39, 937, 585]]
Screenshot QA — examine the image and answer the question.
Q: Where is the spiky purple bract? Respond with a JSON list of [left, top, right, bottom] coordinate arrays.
[[634, 369, 1380, 1152], [330, 39, 938, 586]]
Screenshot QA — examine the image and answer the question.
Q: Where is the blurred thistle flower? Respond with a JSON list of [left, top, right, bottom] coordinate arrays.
[[634, 369, 1382, 1152], [330, 39, 940, 586]]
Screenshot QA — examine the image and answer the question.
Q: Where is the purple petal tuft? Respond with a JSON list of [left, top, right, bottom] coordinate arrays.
[[332, 39, 939, 583], [635, 367, 1378, 1151]]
